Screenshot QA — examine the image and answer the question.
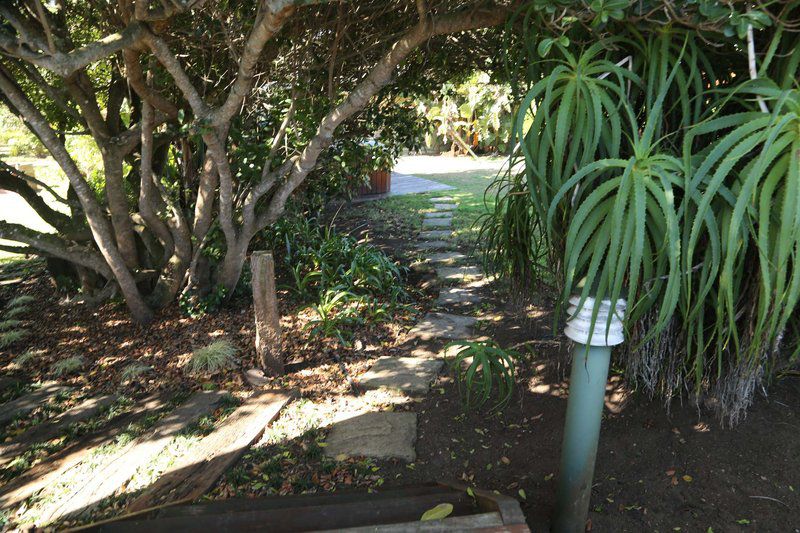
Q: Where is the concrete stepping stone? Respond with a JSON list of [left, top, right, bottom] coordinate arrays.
[[425, 211, 452, 218], [360, 357, 443, 395], [436, 286, 481, 306], [413, 240, 453, 251], [324, 412, 417, 462], [422, 217, 452, 228], [420, 230, 452, 240], [407, 312, 477, 341], [433, 203, 457, 210], [426, 251, 466, 264], [430, 196, 455, 202], [436, 265, 483, 282]]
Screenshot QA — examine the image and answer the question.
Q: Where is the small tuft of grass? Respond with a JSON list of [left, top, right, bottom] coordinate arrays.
[[0, 319, 22, 331], [4, 306, 28, 319], [186, 340, 238, 375], [7, 295, 35, 308], [0, 329, 28, 349], [51, 355, 84, 377], [120, 362, 151, 383], [12, 348, 44, 369]]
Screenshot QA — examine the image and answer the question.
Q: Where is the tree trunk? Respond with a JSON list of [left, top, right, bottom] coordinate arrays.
[[251, 251, 283, 375]]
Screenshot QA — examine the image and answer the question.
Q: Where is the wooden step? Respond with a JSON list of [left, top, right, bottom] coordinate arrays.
[[82, 482, 529, 532], [90, 491, 474, 532], [0, 394, 167, 510], [0, 382, 71, 426], [126, 389, 291, 512], [31, 390, 226, 526], [0, 394, 118, 466]]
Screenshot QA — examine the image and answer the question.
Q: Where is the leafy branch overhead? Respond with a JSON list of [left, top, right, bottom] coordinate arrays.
[[0, 0, 512, 323]]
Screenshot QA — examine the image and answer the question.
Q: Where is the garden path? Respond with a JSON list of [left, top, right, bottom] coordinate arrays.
[[324, 195, 486, 461]]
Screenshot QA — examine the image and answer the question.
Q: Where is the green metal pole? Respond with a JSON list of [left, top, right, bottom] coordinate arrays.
[[553, 297, 624, 533]]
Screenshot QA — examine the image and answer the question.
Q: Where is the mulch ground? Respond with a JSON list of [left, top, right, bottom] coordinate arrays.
[[1, 205, 799, 532]]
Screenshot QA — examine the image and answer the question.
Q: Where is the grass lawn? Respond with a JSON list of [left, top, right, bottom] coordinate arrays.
[[357, 155, 506, 251]]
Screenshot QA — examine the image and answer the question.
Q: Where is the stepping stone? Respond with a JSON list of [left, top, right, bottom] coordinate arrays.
[[425, 211, 452, 218], [430, 196, 455, 202], [433, 203, 457, 210], [419, 230, 452, 240], [324, 412, 417, 462], [426, 251, 466, 265], [422, 217, 452, 228], [414, 240, 452, 251], [437, 265, 483, 282], [360, 357, 444, 395], [436, 286, 481, 306], [407, 312, 477, 341], [0, 382, 71, 426]]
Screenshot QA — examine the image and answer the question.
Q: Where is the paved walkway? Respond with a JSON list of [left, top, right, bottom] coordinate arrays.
[[389, 172, 454, 196]]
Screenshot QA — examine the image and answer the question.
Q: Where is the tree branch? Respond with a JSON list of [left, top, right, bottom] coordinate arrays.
[[0, 220, 112, 278], [259, 2, 510, 227]]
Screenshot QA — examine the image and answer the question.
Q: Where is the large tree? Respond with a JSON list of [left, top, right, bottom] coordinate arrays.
[[0, 0, 511, 322]]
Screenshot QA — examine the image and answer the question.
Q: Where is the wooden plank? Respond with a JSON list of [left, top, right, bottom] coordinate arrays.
[[0, 376, 20, 394], [0, 394, 118, 466], [0, 381, 70, 426], [327, 512, 506, 532], [34, 390, 226, 525], [439, 480, 528, 527], [0, 394, 167, 510], [88, 492, 474, 532], [155, 483, 453, 517], [126, 389, 291, 513]]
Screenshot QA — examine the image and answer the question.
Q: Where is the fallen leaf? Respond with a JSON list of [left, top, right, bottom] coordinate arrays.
[[666, 469, 676, 476], [501, 456, 511, 465], [518, 489, 527, 500], [421, 503, 453, 521], [682, 475, 693, 483]]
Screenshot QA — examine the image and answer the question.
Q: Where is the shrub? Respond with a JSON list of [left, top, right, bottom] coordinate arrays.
[[445, 340, 520, 412], [304, 288, 363, 345], [120, 363, 152, 383], [7, 295, 35, 308], [12, 349, 42, 369], [51, 355, 84, 377], [0, 329, 28, 349], [187, 340, 238, 375], [273, 217, 406, 304]]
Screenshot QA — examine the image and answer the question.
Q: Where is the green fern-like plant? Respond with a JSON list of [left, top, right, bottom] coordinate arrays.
[[7, 295, 35, 308], [187, 340, 238, 375], [120, 362, 152, 383], [0, 319, 23, 331], [445, 340, 520, 412], [0, 329, 28, 349], [12, 349, 43, 369], [4, 306, 29, 319], [51, 355, 84, 377]]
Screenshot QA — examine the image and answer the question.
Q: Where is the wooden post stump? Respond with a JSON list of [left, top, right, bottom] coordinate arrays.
[[251, 251, 284, 375]]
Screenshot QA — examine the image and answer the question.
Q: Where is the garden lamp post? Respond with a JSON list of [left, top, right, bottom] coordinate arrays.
[[553, 296, 625, 533]]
